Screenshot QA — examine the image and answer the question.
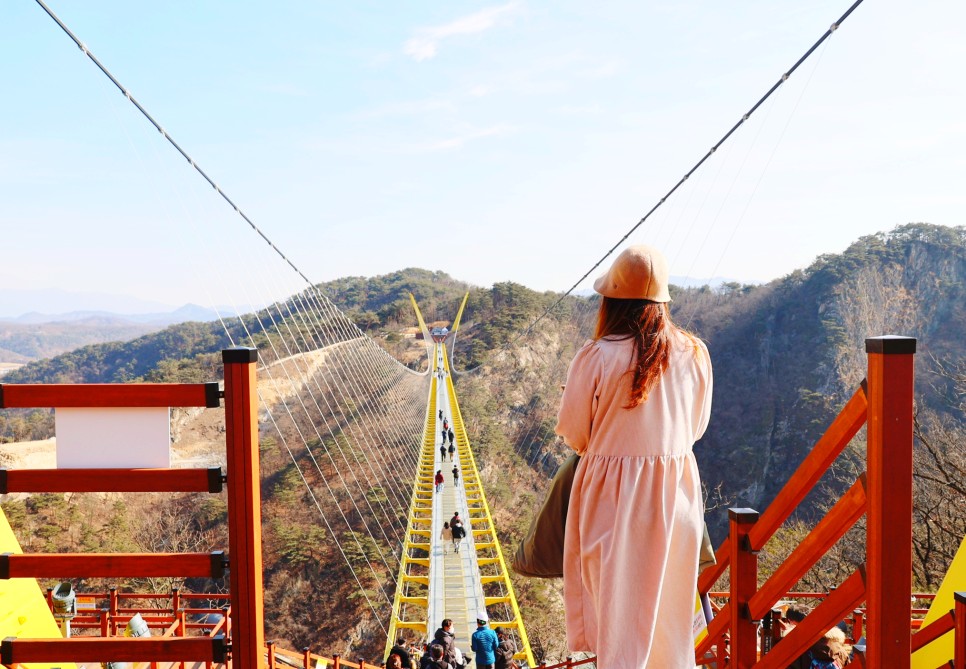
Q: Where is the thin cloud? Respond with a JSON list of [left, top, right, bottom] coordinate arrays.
[[467, 84, 494, 98], [558, 103, 605, 116], [404, 3, 520, 62], [419, 124, 514, 151], [577, 60, 622, 79], [359, 98, 457, 118], [258, 82, 309, 97]]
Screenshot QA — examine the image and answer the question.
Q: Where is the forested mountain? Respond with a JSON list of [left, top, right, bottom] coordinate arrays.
[[1, 222, 963, 659], [682, 223, 965, 531], [0, 319, 161, 364], [0, 305, 223, 365]]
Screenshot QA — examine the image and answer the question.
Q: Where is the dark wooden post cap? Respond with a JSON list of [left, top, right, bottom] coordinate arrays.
[[865, 336, 916, 354], [222, 348, 258, 363], [728, 508, 760, 523]]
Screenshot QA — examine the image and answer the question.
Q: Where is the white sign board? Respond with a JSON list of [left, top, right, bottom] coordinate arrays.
[[55, 407, 171, 468]]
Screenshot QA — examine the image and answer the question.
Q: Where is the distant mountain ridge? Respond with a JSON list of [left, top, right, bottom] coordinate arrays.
[[5, 225, 964, 523], [3, 223, 964, 655], [0, 304, 222, 364], [0, 288, 182, 318], [4, 303, 221, 326]]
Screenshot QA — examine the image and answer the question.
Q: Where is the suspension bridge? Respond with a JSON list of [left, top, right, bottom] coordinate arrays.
[[1, 0, 964, 667], [0, 314, 964, 669]]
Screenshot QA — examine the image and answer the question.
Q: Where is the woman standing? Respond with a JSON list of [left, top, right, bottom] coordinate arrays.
[[556, 245, 712, 668]]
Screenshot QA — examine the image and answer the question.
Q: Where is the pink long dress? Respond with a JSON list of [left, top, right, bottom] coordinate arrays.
[[555, 330, 712, 668]]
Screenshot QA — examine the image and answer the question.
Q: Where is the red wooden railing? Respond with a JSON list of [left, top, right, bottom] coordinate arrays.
[[693, 336, 966, 669], [44, 587, 230, 637], [6, 338, 962, 668], [0, 348, 261, 668]]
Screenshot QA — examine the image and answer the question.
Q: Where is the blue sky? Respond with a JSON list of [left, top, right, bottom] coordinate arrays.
[[1, 1, 964, 314]]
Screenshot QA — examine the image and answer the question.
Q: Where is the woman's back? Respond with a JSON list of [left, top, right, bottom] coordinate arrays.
[[554, 245, 713, 668], [556, 330, 711, 458]]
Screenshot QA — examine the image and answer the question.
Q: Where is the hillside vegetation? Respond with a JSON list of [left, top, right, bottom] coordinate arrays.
[[0, 319, 161, 364], [1, 222, 964, 661]]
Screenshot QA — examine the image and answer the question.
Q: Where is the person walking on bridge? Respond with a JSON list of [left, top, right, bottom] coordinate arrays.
[[432, 619, 458, 667], [493, 628, 517, 669], [448, 442, 455, 461], [440, 443, 447, 461], [555, 245, 713, 669], [447, 428, 454, 446], [434, 470, 444, 493], [386, 637, 414, 669], [440, 522, 454, 554], [452, 465, 460, 486], [451, 520, 465, 552], [471, 611, 499, 669], [419, 644, 450, 669]]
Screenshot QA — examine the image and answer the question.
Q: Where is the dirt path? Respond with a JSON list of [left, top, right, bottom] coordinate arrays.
[[0, 348, 342, 470]]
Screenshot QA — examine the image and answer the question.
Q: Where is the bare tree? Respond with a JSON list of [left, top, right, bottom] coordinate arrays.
[[831, 263, 918, 394]]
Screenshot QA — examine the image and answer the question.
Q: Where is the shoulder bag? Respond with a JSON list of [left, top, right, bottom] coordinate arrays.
[[511, 453, 580, 578]]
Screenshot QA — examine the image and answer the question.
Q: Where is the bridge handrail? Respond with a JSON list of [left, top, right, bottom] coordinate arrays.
[[269, 642, 383, 669], [750, 568, 867, 669], [747, 475, 867, 621], [442, 345, 536, 667], [697, 337, 919, 668], [385, 371, 439, 652], [909, 592, 966, 662], [697, 385, 868, 594]]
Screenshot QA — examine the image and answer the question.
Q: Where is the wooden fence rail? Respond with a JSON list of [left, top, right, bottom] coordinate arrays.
[[695, 336, 923, 668]]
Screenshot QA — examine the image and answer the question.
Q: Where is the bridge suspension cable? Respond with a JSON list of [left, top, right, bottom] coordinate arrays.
[[172, 204, 431, 638], [32, 0, 318, 292], [513, 0, 866, 343], [216, 292, 419, 620]]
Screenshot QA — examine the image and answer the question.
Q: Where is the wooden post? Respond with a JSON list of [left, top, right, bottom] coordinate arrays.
[[729, 508, 759, 669], [110, 587, 118, 636], [955, 592, 966, 669], [717, 635, 728, 668], [851, 609, 864, 645], [266, 640, 276, 668], [302, 646, 312, 668], [865, 336, 915, 669], [178, 610, 187, 669], [760, 608, 780, 655], [223, 347, 265, 669]]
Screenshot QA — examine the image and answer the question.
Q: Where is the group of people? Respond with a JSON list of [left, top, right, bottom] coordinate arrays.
[[776, 604, 854, 668], [439, 442, 455, 462], [386, 612, 518, 669], [434, 466, 460, 493], [439, 413, 455, 462], [440, 512, 468, 553], [435, 413, 458, 494]]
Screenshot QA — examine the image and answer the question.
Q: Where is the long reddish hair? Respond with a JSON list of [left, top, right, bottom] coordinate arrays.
[[594, 298, 685, 408]]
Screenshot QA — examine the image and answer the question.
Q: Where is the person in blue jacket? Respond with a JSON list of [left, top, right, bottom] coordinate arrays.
[[471, 610, 499, 669]]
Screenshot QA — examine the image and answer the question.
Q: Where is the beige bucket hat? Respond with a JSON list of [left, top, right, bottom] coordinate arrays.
[[593, 244, 671, 302]]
